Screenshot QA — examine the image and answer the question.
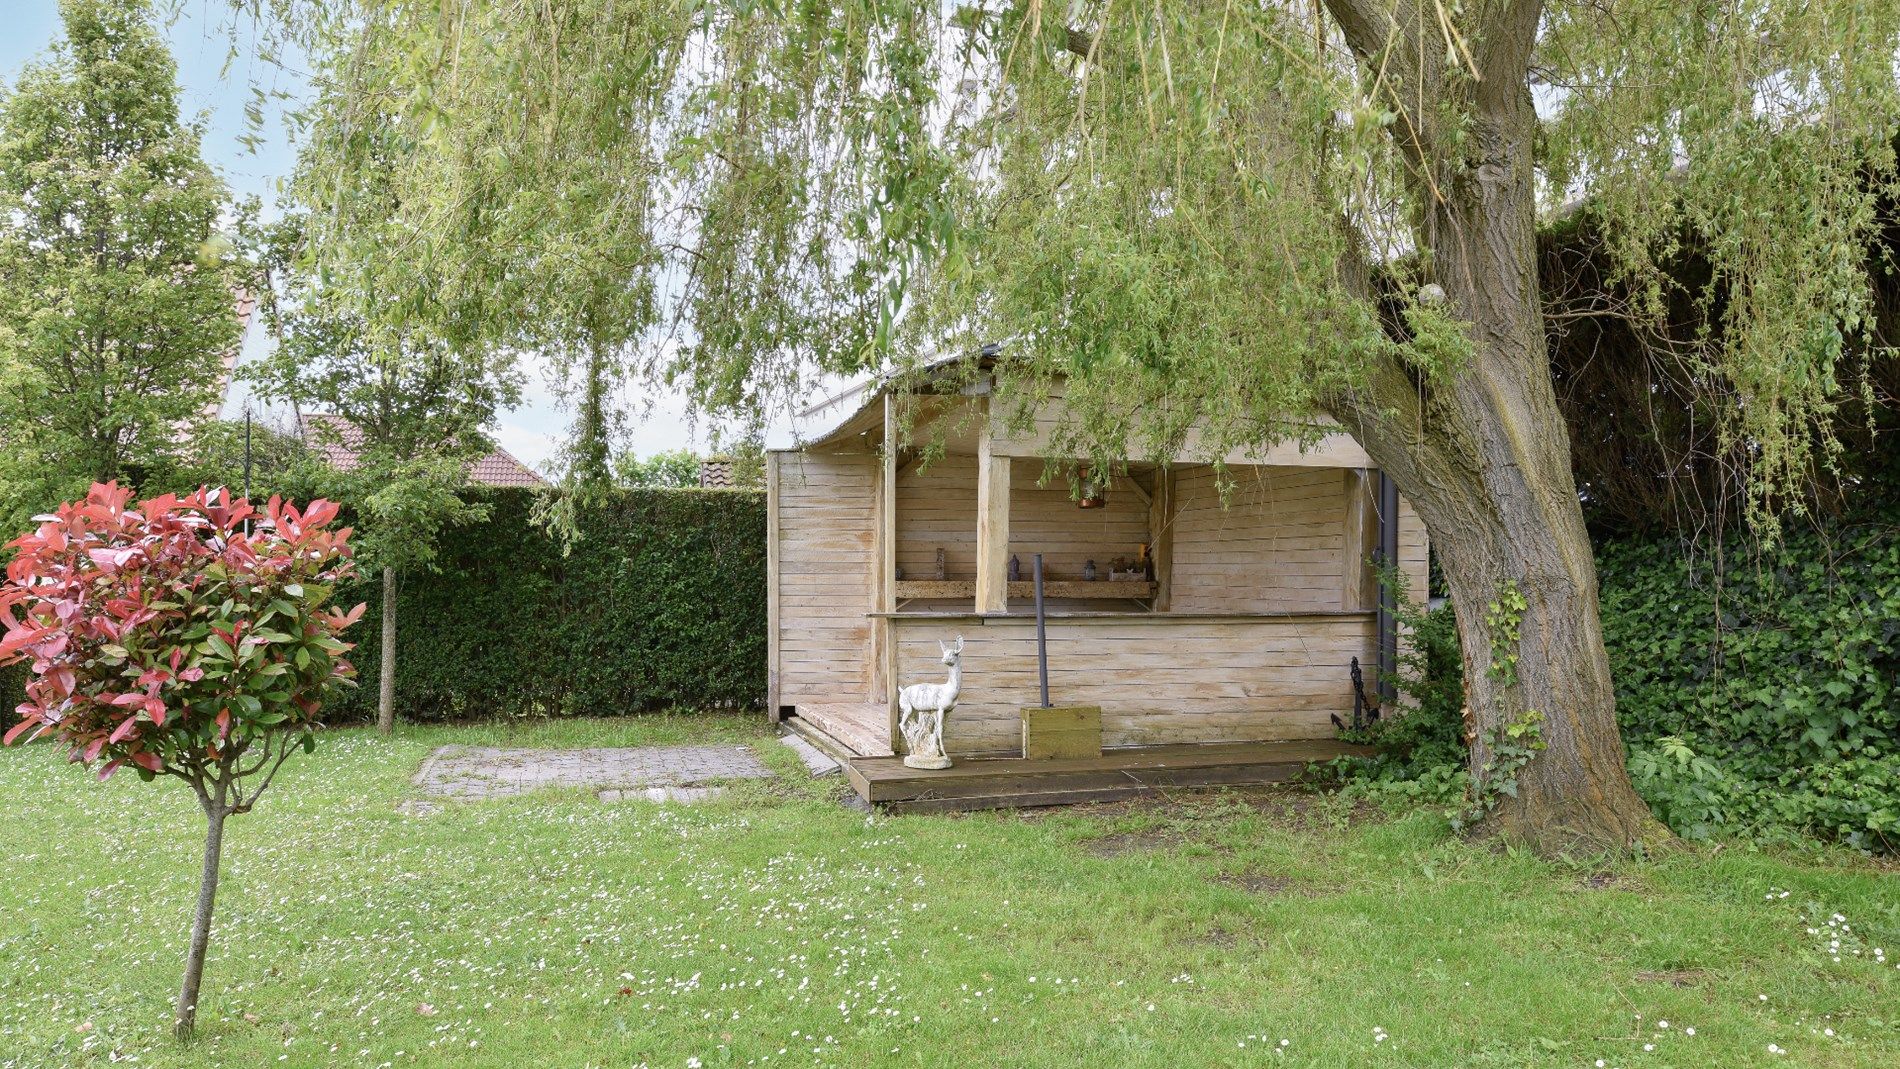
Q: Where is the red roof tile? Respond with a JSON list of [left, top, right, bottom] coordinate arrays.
[[298, 413, 545, 488]]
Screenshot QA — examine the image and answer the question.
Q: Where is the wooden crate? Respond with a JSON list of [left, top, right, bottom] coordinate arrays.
[[1020, 705, 1103, 760]]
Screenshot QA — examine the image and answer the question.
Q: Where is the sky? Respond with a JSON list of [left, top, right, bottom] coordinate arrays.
[[1, 1, 830, 475]]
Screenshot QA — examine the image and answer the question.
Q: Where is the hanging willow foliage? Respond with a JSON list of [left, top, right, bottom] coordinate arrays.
[[246, 0, 1900, 850], [252, 0, 1900, 527]]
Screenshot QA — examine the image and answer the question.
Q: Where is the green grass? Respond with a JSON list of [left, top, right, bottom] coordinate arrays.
[[2, 717, 1896, 1069]]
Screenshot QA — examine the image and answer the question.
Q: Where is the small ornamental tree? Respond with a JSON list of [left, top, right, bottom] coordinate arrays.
[[0, 483, 364, 1039]]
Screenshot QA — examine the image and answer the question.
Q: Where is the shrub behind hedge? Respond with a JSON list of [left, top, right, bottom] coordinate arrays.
[[328, 486, 767, 720]]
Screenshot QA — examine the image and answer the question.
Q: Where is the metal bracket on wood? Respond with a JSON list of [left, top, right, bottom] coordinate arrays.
[[1334, 655, 1382, 732]]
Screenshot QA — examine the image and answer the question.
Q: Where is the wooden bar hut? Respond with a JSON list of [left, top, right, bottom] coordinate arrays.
[[768, 361, 1429, 810]]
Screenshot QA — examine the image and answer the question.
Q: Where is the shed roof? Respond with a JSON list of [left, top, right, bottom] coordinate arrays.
[[792, 350, 994, 450], [787, 349, 1360, 466]]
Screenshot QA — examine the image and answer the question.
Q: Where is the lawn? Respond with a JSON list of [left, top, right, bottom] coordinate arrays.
[[1, 717, 1896, 1069]]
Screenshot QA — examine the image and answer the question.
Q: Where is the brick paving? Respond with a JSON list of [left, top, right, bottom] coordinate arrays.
[[412, 744, 771, 800]]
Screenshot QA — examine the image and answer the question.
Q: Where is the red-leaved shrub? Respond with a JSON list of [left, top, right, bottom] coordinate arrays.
[[0, 482, 364, 1037]]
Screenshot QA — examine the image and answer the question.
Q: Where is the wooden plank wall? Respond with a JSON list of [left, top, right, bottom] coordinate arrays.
[[1169, 466, 1350, 613], [893, 453, 978, 580], [1397, 494, 1429, 601], [1004, 459, 1149, 581], [894, 456, 1148, 585], [890, 457, 1427, 610], [774, 450, 878, 707], [987, 387, 1373, 468], [892, 614, 1377, 753]]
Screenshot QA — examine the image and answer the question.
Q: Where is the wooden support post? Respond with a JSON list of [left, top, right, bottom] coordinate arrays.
[[1342, 468, 1380, 611], [765, 451, 781, 722], [974, 427, 1011, 614], [1377, 471, 1400, 705], [1146, 467, 1176, 612], [876, 396, 899, 747]]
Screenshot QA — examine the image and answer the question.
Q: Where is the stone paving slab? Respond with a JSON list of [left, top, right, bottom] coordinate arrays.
[[412, 744, 771, 800], [779, 733, 843, 777]]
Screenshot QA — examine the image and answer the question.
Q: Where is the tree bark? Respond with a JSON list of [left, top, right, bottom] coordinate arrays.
[[576, 339, 612, 488], [1320, 0, 1669, 854], [173, 802, 227, 1040], [377, 565, 396, 736]]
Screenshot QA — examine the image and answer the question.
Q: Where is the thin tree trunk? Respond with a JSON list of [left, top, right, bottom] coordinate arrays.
[[173, 803, 227, 1040], [377, 565, 396, 736], [577, 340, 611, 487]]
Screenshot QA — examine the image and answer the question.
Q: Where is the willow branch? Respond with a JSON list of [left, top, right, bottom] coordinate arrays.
[[1062, 26, 1103, 66]]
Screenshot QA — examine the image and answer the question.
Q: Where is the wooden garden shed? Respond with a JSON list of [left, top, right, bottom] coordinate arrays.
[[767, 361, 1429, 810]]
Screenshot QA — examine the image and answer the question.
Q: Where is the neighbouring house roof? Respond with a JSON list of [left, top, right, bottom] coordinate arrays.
[[698, 458, 736, 488], [297, 412, 546, 488]]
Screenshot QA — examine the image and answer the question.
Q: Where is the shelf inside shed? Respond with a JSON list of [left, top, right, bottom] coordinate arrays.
[[893, 579, 1156, 601]]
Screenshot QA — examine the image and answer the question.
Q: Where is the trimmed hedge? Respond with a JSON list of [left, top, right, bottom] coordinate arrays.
[[0, 487, 765, 724], [328, 487, 767, 720]]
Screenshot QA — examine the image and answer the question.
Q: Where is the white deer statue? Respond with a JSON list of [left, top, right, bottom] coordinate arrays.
[[897, 635, 963, 769]]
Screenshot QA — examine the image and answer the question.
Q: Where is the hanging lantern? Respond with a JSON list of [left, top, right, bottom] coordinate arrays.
[[1077, 466, 1107, 509]]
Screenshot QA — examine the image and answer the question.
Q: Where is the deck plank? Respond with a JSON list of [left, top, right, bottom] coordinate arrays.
[[793, 702, 893, 758], [848, 738, 1369, 806]]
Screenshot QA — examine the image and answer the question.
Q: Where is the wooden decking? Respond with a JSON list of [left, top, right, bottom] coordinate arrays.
[[843, 739, 1368, 812], [791, 703, 893, 757]]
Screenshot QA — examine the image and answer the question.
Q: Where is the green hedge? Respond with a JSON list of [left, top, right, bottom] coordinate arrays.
[[1344, 508, 1900, 852], [328, 486, 767, 720], [0, 487, 766, 726], [1600, 515, 1900, 850], [0, 661, 20, 725]]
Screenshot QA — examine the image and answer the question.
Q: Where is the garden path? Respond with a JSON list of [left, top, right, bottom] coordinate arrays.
[[410, 743, 772, 805]]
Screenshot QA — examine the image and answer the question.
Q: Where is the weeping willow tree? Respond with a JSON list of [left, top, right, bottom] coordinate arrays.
[[261, 0, 1900, 853]]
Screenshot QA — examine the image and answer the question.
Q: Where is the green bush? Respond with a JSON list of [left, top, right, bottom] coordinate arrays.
[[1601, 517, 1900, 850], [1321, 582, 1469, 808], [328, 486, 767, 720], [1337, 513, 1900, 852]]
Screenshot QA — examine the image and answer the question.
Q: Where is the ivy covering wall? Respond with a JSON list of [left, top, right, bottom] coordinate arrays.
[[327, 486, 767, 720], [1344, 498, 1900, 852], [1600, 513, 1900, 850]]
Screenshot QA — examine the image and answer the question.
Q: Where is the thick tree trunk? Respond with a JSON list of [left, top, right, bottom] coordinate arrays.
[[173, 803, 227, 1040], [377, 565, 396, 736], [1346, 298, 1669, 853], [1322, 0, 1668, 854], [1346, 344, 1667, 852], [1439, 516, 1664, 851]]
